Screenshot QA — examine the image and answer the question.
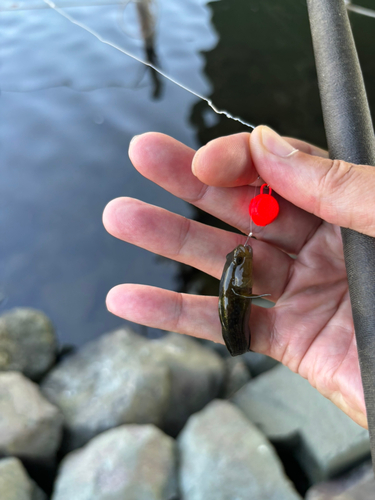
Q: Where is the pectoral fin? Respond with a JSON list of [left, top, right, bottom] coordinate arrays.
[[232, 291, 271, 299]]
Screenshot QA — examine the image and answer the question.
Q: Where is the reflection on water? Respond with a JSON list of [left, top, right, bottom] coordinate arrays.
[[1, 0, 375, 346], [118, 0, 162, 98], [1, 0, 216, 345], [134, 0, 162, 98]]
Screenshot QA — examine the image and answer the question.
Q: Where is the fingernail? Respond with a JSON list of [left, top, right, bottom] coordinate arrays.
[[261, 126, 298, 158], [129, 135, 140, 148], [192, 145, 206, 176]]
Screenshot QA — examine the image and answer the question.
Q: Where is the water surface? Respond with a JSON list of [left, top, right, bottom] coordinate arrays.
[[1, 0, 374, 346]]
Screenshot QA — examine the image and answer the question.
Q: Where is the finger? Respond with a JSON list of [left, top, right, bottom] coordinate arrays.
[[107, 284, 222, 342], [129, 133, 320, 254], [103, 197, 293, 300], [192, 133, 258, 187], [191, 132, 328, 188], [251, 125, 375, 237], [106, 285, 366, 427], [283, 137, 328, 158], [106, 284, 271, 347]]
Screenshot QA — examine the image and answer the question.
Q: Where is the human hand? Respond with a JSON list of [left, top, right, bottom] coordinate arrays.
[[103, 125, 374, 428]]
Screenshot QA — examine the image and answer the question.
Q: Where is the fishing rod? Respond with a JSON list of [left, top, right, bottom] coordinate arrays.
[[306, 0, 375, 474]]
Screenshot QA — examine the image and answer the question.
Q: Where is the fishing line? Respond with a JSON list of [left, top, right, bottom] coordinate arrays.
[[345, 1, 375, 19], [2, 1, 124, 11], [244, 181, 258, 246], [41, 0, 255, 129]]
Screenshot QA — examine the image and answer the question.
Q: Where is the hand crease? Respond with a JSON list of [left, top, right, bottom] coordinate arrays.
[[295, 287, 350, 378], [188, 182, 210, 203], [174, 217, 191, 257], [172, 292, 184, 333]]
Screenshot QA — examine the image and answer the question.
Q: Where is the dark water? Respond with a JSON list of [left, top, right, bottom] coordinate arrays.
[[1, 0, 375, 346]]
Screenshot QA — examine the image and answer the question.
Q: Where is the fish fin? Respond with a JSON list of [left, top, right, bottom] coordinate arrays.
[[232, 291, 271, 299], [251, 293, 271, 299]]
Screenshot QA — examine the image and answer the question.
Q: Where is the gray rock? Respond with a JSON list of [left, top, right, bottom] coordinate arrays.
[[305, 460, 375, 499], [0, 372, 63, 460], [0, 308, 57, 380], [52, 424, 177, 500], [149, 333, 225, 435], [41, 328, 171, 450], [242, 351, 279, 377], [197, 338, 231, 358], [232, 365, 370, 482], [223, 357, 251, 398], [198, 338, 279, 377], [178, 399, 302, 500], [0, 457, 46, 500]]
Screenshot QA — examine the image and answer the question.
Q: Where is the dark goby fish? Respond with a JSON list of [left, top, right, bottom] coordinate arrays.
[[219, 244, 269, 356]]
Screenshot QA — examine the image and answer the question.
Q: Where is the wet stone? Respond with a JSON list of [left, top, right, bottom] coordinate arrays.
[[222, 357, 251, 398], [0, 457, 46, 500], [197, 338, 231, 358], [42, 328, 225, 448], [41, 327, 171, 450], [232, 365, 370, 482], [197, 338, 279, 378], [241, 351, 279, 377], [305, 460, 375, 499], [52, 424, 177, 500], [148, 332, 225, 436], [178, 399, 302, 500], [0, 308, 57, 381], [0, 372, 63, 461]]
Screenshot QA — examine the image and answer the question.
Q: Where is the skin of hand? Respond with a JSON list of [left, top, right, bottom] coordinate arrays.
[[103, 125, 375, 429]]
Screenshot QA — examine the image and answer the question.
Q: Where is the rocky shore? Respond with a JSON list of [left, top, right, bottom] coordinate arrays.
[[0, 307, 373, 499]]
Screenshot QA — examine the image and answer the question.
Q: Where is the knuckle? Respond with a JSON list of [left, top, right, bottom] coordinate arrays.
[[319, 159, 355, 194], [186, 183, 209, 204], [174, 216, 191, 257], [172, 292, 183, 332], [316, 159, 356, 216]]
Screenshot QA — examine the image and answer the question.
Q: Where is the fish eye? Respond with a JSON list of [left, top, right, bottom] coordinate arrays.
[[235, 256, 244, 265]]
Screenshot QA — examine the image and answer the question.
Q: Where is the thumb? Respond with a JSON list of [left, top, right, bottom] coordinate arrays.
[[251, 126, 375, 237]]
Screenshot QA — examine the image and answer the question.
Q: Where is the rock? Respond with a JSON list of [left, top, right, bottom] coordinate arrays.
[[232, 365, 370, 482], [52, 424, 177, 500], [0, 457, 47, 500], [222, 357, 251, 398], [0, 372, 63, 460], [197, 338, 231, 358], [178, 399, 302, 500], [42, 329, 225, 448], [0, 308, 57, 380], [198, 338, 279, 377], [149, 333, 225, 435], [242, 351, 279, 377], [41, 328, 171, 450], [305, 460, 375, 499]]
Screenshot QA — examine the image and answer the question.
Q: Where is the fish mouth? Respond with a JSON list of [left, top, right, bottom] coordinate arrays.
[[233, 245, 252, 263], [234, 244, 251, 255]]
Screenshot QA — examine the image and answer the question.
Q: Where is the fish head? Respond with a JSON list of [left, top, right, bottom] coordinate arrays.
[[231, 244, 253, 288]]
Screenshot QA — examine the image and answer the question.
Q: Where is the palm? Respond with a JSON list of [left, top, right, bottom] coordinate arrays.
[[103, 132, 366, 427], [273, 222, 364, 426]]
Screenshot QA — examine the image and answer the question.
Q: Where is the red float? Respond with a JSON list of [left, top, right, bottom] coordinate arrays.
[[249, 184, 279, 226]]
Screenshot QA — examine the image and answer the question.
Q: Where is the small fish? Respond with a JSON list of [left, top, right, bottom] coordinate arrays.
[[219, 244, 268, 356]]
